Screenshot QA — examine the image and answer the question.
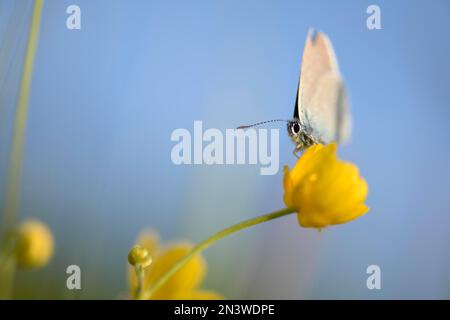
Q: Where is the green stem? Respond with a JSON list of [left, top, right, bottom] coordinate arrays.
[[0, 0, 44, 299], [134, 265, 144, 299], [2, 0, 44, 233], [138, 207, 295, 300]]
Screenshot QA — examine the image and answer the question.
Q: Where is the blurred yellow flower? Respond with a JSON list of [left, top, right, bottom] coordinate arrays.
[[15, 219, 54, 268], [283, 143, 369, 229], [129, 230, 223, 300]]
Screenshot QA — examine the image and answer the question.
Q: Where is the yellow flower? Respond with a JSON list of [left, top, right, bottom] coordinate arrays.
[[15, 219, 54, 268], [283, 143, 369, 229], [128, 230, 223, 300]]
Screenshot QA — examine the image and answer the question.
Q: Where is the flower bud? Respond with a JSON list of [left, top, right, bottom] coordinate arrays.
[[15, 219, 54, 268], [128, 245, 152, 268]]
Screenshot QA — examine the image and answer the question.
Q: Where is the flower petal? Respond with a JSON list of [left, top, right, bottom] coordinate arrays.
[[170, 290, 224, 300], [147, 242, 206, 299]]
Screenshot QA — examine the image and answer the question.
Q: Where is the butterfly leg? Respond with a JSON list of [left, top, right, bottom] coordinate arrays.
[[292, 144, 303, 158]]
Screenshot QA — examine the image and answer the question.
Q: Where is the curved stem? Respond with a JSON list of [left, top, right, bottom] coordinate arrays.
[[138, 207, 295, 300], [0, 0, 44, 299], [2, 0, 43, 231]]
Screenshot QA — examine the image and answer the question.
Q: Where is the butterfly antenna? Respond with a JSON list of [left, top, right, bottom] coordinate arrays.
[[237, 119, 290, 130]]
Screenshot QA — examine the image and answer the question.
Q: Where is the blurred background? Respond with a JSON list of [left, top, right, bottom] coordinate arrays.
[[0, 0, 449, 299]]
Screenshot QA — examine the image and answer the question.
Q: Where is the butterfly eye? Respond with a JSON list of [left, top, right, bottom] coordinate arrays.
[[291, 122, 300, 135]]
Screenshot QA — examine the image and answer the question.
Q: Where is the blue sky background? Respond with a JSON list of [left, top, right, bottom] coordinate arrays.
[[1, 0, 450, 298]]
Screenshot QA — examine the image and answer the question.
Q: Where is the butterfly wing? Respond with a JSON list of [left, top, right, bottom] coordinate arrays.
[[296, 29, 351, 144]]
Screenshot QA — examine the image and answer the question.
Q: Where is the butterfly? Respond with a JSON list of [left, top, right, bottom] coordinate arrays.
[[239, 29, 351, 156]]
